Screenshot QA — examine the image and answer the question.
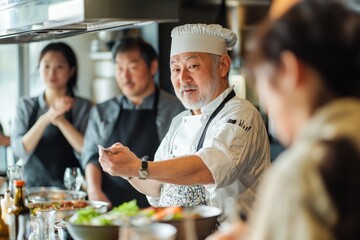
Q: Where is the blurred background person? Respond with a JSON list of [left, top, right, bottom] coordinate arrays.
[[81, 37, 184, 208], [207, 0, 360, 239], [11, 42, 92, 188], [0, 122, 10, 147], [0, 122, 10, 176]]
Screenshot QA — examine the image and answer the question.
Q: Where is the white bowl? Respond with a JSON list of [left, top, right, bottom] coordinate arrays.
[[132, 223, 177, 240]]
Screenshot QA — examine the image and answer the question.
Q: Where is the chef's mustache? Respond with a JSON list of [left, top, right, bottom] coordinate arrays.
[[180, 85, 198, 92]]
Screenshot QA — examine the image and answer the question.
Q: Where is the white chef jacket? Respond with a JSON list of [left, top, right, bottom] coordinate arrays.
[[147, 87, 270, 210], [245, 98, 360, 240]]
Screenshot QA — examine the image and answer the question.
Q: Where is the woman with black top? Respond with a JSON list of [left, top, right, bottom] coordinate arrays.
[[11, 42, 92, 188]]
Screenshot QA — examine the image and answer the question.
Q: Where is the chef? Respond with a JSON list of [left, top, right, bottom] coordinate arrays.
[[99, 23, 270, 211]]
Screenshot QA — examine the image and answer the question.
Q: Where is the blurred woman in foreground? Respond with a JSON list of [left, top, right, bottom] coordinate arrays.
[[208, 0, 360, 239], [11, 42, 92, 187]]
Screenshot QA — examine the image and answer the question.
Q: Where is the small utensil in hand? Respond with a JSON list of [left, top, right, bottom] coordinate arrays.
[[97, 145, 116, 155]]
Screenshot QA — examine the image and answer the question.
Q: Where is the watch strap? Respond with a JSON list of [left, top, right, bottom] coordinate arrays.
[[138, 158, 148, 180]]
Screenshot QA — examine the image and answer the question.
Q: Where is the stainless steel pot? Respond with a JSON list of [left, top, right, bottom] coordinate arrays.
[[29, 200, 110, 222], [26, 187, 87, 202]]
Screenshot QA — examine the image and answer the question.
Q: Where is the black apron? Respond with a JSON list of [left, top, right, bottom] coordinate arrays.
[[190, 90, 236, 205], [102, 88, 160, 208], [25, 97, 81, 188], [197, 90, 236, 151]]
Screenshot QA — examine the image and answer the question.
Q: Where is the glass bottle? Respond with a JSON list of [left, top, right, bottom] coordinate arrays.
[[1, 189, 13, 224], [0, 197, 9, 240], [8, 180, 30, 240]]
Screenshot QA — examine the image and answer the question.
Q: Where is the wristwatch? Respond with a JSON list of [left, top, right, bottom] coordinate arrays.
[[138, 159, 148, 180]]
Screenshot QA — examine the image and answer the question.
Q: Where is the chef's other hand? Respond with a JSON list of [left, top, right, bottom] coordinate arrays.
[[99, 142, 140, 177], [98, 142, 124, 156]]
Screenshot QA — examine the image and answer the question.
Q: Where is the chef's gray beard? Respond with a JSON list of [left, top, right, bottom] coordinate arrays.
[[176, 55, 222, 111], [177, 74, 222, 111]]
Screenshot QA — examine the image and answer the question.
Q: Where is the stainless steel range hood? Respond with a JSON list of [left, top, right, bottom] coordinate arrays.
[[0, 0, 179, 44]]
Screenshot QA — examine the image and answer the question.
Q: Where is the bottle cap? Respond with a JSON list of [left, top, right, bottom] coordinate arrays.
[[14, 180, 25, 187]]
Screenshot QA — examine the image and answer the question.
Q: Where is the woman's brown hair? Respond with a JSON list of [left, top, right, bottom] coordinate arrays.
[[319, 138, 360, 240]]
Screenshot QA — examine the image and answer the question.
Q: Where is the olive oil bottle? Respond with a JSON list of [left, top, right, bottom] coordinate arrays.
[[8, 180, 30, 240]]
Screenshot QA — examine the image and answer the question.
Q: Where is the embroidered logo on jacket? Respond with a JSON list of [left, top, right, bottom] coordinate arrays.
[[238, 120, 252, 132]]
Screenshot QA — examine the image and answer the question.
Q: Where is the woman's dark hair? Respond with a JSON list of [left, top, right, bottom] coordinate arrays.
[[247, 0, 360, 98], [111, 37, 158, 68], [39, 42, 77, 96], [318, 138, 360, 239]]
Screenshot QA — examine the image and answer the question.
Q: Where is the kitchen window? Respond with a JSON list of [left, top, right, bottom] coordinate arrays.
[[0, 44, 19, 133], [0, 44, 19, 168]]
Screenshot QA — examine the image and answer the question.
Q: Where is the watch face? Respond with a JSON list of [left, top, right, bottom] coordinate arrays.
[[138, 169, 148, 180]]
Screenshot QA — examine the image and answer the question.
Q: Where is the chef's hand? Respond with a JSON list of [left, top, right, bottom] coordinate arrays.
[[98, 142, 140, 177], [205, 221, 248, 240]]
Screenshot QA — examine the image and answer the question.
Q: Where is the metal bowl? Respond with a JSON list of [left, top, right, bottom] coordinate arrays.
[[26, 187, 87, 202], [65, 205, 221, 240], [66, 221, 177, 240], [65, 220, 119, 240], [29, 200, 109, 222], [159, 206, 222, 240]]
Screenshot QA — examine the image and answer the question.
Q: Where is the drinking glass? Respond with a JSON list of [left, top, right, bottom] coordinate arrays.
[[30, 209, 56, 240], [7, 164, 23, 194], [63, 167, 82, 191]]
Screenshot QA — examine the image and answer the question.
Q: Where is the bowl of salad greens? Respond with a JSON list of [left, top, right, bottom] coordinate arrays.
[[65, 200, 222, 240], [65, 200, 140, 240]]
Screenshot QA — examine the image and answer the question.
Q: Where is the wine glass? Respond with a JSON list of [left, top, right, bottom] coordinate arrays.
[[63, 167, 82, 191]]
